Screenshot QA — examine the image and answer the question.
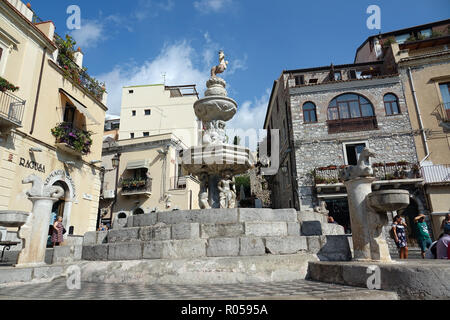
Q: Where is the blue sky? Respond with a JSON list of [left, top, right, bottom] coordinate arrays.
[[30, 0, 450, 129]]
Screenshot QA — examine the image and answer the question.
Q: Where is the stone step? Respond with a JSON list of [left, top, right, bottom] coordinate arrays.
[[85, 221, 303, 244], [126, 208, 299, 228], [82, 235, 352, 262]]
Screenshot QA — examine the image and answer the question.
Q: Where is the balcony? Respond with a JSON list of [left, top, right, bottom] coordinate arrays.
[[0, 90, 25, 133], [327, 116, 378, 134], [51, 122, 93, 156], [54, 34, 106, 102], [121, 178, 153, 197], [314, 161, 423, 186], [433, 103, 450, 130]]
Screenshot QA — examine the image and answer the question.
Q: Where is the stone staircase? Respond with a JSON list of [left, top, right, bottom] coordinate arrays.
[[82, 209, 351, 263]]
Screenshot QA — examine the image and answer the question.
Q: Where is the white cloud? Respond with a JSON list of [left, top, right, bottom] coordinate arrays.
[[228, 88, 270, 131], [194, 0, 232, 13], [70, 20, 104, 49], [97, 41, 209, 116]]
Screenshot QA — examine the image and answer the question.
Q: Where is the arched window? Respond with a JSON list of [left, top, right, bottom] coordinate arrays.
[[384, 94, 400, 115], [328, 94, 375, 120], [303, 102, 317, 123], [133, 208, 144, 215]]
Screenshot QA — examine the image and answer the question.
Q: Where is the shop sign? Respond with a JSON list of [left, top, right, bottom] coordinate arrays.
[[19, 157, 46, 173]]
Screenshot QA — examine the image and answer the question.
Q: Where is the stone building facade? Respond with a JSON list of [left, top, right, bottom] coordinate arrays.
[[264, 61, 426, 241]]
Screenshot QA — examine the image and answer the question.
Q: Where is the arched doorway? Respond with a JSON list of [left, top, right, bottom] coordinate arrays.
[[398, 199, 420, 247]]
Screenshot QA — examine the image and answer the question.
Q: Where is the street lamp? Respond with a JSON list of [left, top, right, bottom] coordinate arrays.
[[110, 153, 121, 229]]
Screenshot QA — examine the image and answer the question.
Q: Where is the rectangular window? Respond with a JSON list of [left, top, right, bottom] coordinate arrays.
[[334, 72, 342, 81], [143, 132, 150, 137], [395, 34, 410, 44], [129, 90, 134, 94], [295, 75, 305, 86], [349, 70, 357, 79], [309, 79, 318, 84], [345, 143, 367, 166], [132, 110, 136, 116], [63, 104, 76, 124], [439, 83, 450, 104], [145, 109, 151, 116], [130, 133, 135, 139]]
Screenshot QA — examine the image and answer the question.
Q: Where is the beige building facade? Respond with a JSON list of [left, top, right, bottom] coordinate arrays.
[[0, 0, 107, 238]]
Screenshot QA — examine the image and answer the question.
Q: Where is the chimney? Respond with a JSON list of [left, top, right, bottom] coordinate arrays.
[[34, 21, 55, 42], [74, 47, 84, 69]]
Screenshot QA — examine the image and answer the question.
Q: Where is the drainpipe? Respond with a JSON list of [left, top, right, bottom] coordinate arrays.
[[30, 47, 47, 135], [407, 67, 430, 162]]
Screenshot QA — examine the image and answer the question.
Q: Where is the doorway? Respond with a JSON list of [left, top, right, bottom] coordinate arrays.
[[325, 198, 351, 234], [398, 199, 420, 248]]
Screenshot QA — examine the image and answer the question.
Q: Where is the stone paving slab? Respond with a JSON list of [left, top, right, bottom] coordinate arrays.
[[308, 260, 450, 300], [0, 278, 398, 300]]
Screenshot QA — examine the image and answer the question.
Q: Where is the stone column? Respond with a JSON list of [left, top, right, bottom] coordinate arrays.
[[344, 177, 375, 261], [16, 197, 60, 267], [366, 205, 392, 262]]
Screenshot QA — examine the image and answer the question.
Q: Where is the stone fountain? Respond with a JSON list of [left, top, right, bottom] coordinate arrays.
[[12, 175, 65, 267], [181, 51, 256, 209], [340, 148, 410, 262]]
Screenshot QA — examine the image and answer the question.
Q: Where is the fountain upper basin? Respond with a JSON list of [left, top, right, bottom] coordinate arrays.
[[0, 211, 30, 228]]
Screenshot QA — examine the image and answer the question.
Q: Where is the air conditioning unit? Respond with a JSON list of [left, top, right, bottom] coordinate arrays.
[[103, 190, 115, 199]]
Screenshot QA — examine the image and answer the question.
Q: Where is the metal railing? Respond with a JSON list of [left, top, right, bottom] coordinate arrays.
[[421, 165, 450, 184], [121, 178, 153, 195], [54, 34, 105, 101], [433, 103, 450, 123], [314, 162, 422, 185], [0, 90, 26, 126]]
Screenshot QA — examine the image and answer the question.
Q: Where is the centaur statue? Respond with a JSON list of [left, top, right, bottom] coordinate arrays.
[[211, 50, 229, 78]]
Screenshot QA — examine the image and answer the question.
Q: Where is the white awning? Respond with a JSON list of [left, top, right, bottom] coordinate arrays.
[[60, 89, 100, 125], [126, 160, 149, 170]]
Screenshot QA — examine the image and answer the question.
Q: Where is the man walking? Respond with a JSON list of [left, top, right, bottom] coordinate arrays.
[[414, 214, 432, 259]]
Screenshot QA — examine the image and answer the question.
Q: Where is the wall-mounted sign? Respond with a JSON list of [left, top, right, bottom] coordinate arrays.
[[83, 194, 93, 201], [19, 157, 46, 173], [45, 170, 76, 199]]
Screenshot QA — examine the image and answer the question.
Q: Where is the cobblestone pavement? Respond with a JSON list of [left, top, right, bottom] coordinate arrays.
[[0, 279, 396, 300]]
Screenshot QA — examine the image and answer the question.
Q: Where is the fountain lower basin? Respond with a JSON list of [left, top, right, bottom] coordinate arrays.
[[368, 190, 410, 212]]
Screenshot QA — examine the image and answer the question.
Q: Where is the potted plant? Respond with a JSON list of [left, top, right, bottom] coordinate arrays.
[[0, 77, 19, 92]]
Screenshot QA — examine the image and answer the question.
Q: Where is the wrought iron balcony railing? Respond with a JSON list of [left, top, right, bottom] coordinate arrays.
[[314, 161, 422, 185], [0, 90, 26, 128], [433, 103, 450, 123], [121, 178, 153, 196]]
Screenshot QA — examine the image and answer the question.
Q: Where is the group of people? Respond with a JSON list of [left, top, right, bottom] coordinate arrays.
[[392, 213, 450, 260]]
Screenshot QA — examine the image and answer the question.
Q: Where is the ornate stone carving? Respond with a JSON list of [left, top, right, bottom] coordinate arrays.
[[211, 50, 229, 78], [218, 172, 237, 209], [314, 201, 329, 216], [340, 148, 376, 181], [22, 174, 64, 199]]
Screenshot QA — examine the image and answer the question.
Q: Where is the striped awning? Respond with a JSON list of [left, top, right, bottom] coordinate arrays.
[[60, 89, 100, 125], [126, 160, 149, 170]]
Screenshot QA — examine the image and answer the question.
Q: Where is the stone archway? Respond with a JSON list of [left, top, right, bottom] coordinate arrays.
[[45, 170, 76, 233]]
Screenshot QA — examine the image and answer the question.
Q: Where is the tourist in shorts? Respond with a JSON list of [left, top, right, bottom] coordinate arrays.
[[414, 214, 433, 259], [392, 215, 408, 259]]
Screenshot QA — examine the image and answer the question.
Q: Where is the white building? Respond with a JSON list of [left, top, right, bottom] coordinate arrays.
[[118, 84, 201, 148]]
